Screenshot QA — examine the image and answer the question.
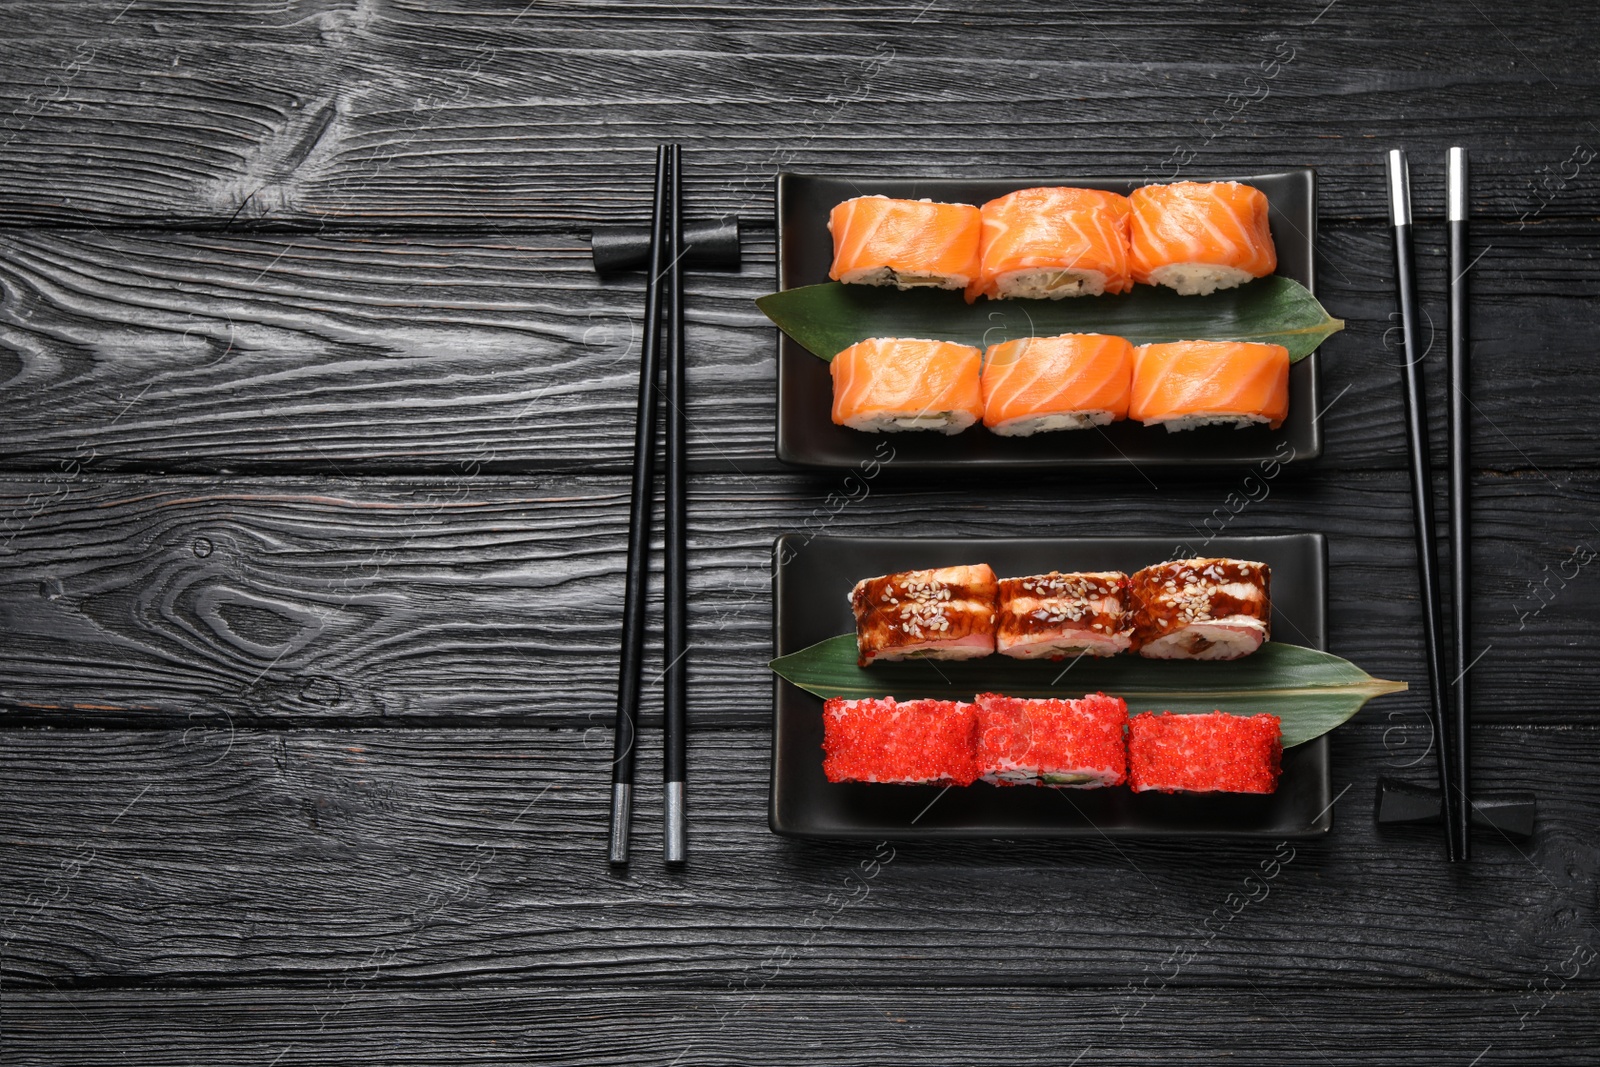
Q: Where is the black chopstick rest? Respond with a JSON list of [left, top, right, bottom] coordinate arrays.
[[1385, 148, 1463, 862], [609, 146, 674, 868], [1375, 777, 1535, 839], [592, 216, 741, 274], [1445, 146, 1473, 859]]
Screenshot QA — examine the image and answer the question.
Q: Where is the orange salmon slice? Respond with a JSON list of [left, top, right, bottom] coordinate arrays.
[[980, 333, 1134, 434], [1129, 182, 1278, 295], [1129, 341, 1290, 430], [831, 337, 985, 434], [828, 196, 982, 290], [969, 187, 1133, 302]]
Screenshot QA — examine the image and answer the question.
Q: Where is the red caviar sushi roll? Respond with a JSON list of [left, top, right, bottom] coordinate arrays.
[[975, 692, 1129, 787], [1129, 558, 1271, 660], [828, 196, 983, 292], [1129, 181, 1277, 295], [822, 697, 981, 785], [1127, 711, 1282, 794], [850, 564, 998, 667], [996, 571, 1132, 659]]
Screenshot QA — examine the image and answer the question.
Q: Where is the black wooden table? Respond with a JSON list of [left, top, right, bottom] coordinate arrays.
[[3, 2, 1597, 1062]]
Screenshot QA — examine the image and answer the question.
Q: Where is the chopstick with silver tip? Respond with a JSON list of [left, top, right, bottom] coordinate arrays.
[[663, 144, 689, 866], [609, 145, 672, 867], [1446, 146, 1473, 860], [1385, 148, 1462, 862]]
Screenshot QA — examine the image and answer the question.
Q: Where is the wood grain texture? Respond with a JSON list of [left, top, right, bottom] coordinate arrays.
[[0, 1, 1596, 226], [1, 471, 1597, 726], [0, 228, 769, 472], [5, 986, 1598, 1065], [2, 723, 1596, 988], [0, 221, 1594, 473], [0, 2, 1596, 1057]]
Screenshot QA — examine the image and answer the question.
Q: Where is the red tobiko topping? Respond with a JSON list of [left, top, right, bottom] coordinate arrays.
[[974, 691, 1128, 785], [821, 698, 1281, 796], [1126, 711, 1282, 794], [822, 697, 980, 785]]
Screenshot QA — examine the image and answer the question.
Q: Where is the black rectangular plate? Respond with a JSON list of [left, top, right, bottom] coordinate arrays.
[[770, 533, 1331, 839], [775, 170, 1322, 469]]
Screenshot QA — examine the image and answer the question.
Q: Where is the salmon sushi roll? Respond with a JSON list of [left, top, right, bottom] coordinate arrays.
[[996, 571, 1132, 659], [850, 564, 998, 667], [1129, 181, 1277, 296], [828, 195, 982, 292], [1129, 340, 1290, 431], [968, 187, 1133, 302], [981, 333, 1134, 435], [1127, 711, 1282, 794], [822, 696, 981, 786], [975, 692, 1129, 788], [831, 337, 984, 434], [1128, 558, 1271, 660]]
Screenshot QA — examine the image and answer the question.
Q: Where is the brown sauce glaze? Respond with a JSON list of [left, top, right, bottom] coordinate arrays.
[[851, 564, 999, 666], [996, 571, 1130, 644], [1128, 558, 1272, 647]]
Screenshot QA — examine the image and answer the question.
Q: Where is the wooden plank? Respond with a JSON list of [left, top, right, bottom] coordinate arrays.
[[1, 470, 1597, 728], [0, 228, 770, 472], [5, 986, 1597, 1065], [0, 221, 1593, 473], [0, 3, 1596, 226], [2, 722, 1596, 988]]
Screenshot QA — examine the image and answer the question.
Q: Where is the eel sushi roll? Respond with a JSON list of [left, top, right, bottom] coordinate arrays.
[[1128, 181, 1278, 296], [968, 187, 1133, 302], [828, 195, 982, 292], [850, 564, 998, 667], [1129, 558, 1271, 661], [1130, 340, 1290, 432], [1127, 711, 1282, 794], [996, 571, 1132, 659], [831, 337, 984, 434], [975, 692, 1129, 788], [822, 696, 981, 785], [980, 333, 1134, 436]]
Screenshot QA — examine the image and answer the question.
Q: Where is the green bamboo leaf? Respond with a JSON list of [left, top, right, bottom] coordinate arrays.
[[769, 636, 1405, 748], [755, 277, 1344, 363]]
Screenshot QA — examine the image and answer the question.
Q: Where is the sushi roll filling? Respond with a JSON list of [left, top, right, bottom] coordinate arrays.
[[1146, 411, 1278, 433], [875, 411, 970, 433], [1143, 263, 1257, 297], [988, 410, 1118, 437], [990, 267, 1112, 300], [837, 265, 973, 291]]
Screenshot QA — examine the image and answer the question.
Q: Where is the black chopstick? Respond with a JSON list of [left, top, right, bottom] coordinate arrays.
[[1446, 146, 1472, 859], [663, 144, 689, 865], [609, 145, 673, 867], [1385, 148, 1462, 862]]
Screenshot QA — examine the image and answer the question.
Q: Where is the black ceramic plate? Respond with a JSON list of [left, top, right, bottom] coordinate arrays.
[[774, 170, 1322, 469], [769, 533, 1332, 839]]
